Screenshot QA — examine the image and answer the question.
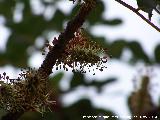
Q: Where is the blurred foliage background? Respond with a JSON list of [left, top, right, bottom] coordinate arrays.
[[0, 0, 160, 119]]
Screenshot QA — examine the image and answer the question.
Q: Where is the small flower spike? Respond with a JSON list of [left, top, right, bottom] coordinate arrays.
[[53, 28, 109, 75]]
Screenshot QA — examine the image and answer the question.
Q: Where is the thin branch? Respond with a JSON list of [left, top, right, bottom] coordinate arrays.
[[115, 0, 160, 32]]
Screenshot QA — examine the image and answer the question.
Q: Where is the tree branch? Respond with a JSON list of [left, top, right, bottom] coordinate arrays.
[[37, 1, 96, 79], [115, 0, 160, 32], [1, 1, 96, 120]]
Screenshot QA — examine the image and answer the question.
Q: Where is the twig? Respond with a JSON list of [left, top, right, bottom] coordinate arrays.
[[115, 0, 160, 32]]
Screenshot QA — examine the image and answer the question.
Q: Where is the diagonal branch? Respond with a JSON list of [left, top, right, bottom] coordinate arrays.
[[115, 0, 160, 32], [37, 2, 96, 79], [2, 1, 96, 120]]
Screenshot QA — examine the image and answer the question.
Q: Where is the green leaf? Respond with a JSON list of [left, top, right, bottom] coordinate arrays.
[[92, 36, 109, 48], [136, 0, 157, 20], [0, 53, 8, 66], [87, 1, 105, 25], [67, 5, 80, 19], [127, 41, 150, 63], [5, 34, 31, 67], [0, 109, 7, 118], [50, 9, 66, 31], [19, 112, 42, 120], [70, 72, 85, 89], [101, 18, 123, 26], [7, 15, 49, 37], [85, 31, 109, 47], [50, 72, 64, 88], [64, 99, 117, 120], [70, 71, 117, 93], [0, 0, 16, 19], [154, 44, 160, 63], [90, 78, 117, 92], [110, 40, 127, 58]]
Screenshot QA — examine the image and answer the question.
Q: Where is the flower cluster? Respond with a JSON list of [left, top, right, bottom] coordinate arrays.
[[48, 28, 109, 75], [0, 69, 55, 114]]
